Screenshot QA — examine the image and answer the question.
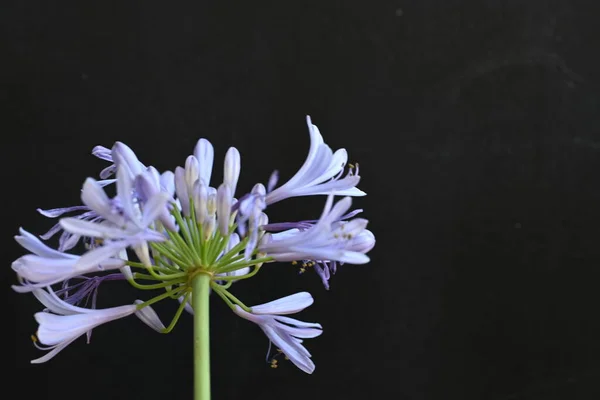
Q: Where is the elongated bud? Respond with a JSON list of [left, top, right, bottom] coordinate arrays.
[[193, 180, 208, 223], [194, 138, 214, 186], [174, 167, 190, 217], [207, 188, 217, 216], [160, 171, 175, 196], [223, 147, 241, 196], [217, 184, 232, 236], [184, 155, 199, 192], [203, 216, 216, 241]]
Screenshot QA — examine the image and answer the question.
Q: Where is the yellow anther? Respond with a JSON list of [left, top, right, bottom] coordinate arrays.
[[284, 356, 289, 360], [277, 348, 283, 353], [299, 267, 306, 274], [348, 163, 355, 169], [270, 364, 278, 369], [291, 260, 297, 265], [31, 334, 37, 343]]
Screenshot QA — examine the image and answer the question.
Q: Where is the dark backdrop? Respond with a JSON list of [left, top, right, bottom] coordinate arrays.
[[4, 1, 600, 399]]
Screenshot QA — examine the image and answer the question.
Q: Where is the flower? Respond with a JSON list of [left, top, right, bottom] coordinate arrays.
[[265, 116, 365, 205], [11, 228, 126, 292], [30, 287, 163, 364], [232, 292, 322, 373], [258, 195, 371, 265], [320, 229, 376, 288], [59, 165, 169, 270]]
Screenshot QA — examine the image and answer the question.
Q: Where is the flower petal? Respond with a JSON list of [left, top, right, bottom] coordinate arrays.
[[141, 192, 170, 227], [15, 228, 76, 259], [74, 241, 130, 271], [251, 292, 314, 315], [59, 218, 130, 239]]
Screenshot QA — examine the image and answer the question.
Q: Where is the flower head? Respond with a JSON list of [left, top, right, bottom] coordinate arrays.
[[13, 116, 374, 378]]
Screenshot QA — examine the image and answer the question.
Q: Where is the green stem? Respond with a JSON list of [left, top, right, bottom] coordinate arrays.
[[192, 273, 211, 400]]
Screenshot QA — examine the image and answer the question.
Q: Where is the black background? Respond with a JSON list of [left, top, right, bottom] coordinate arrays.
[[4, 1, 600, 399]]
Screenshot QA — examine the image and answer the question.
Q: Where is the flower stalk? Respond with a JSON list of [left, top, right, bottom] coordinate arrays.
[[192, 273, 211, 400]]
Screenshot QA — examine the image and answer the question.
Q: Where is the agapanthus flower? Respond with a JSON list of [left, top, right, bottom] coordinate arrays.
[[12, 115, 374, 394], [232, 292, 322, 374], [11, 228, 126, 292], [265, 116, 366, 205], [30, 286, 163, 364]]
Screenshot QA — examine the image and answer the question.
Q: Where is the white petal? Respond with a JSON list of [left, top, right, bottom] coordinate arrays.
[[59, 218, 129, 239], [280, 116, 324, 190], [112, 142, 144, 177], [273, 316, 323, 331], [274, 323, 322, 339], [15, 228, 75, 259], [32, 288, 92, 315], [251, 292, 314, 315], [278, 247, 370, 264], [135, 168, 160, 201], [74, 241, 130, 271], [290, 175, 362, 198], [81, 178, 124, 225], [117, 164, 141, 227], [141, 192, 170, 227], [30, 336, 79, 364], [37, 205, 89, 218], [12, 255, 104, 283]]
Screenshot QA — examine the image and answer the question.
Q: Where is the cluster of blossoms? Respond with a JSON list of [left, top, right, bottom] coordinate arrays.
[[12, 116, 375, 374]]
